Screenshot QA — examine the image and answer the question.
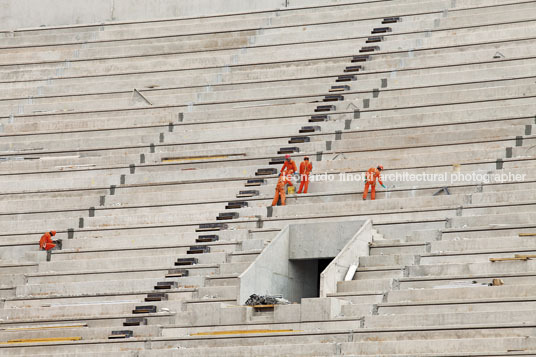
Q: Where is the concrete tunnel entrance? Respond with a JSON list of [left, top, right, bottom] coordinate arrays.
[[285, 258, 334, 300], [238, 220, 372, 304]]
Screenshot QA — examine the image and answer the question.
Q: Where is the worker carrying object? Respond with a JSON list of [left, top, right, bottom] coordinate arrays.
[[272, 171, 292, 206], [39, 230, 62, 251], [281, 154, 297, 177], [297, 156, 313, 194], [363, 165, 385, 200]]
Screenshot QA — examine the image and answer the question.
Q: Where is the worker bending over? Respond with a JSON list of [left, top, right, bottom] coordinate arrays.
[[363, 165, 385, 200], [281, 154, 297, 177], [272, 171, 292, 206], [39, 230, 62, 251], [297, 156, 313, 194]]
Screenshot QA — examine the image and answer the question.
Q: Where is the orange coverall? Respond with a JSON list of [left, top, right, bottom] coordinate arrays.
[[363, 167, 384, 200], [39, 232, 56, 251], [297, 161, 313, 194], [272, 172, 292, 206], [281, 160, 297, 176]]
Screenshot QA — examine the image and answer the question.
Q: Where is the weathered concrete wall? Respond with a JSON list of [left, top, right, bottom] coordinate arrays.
[[319, 220, 372, 297], [238, 225, 292, 304], [0, 0, 285, 31], [289, 220, 366, 260]]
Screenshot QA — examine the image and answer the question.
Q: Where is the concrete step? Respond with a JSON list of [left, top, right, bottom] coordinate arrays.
[[26, 265, 219, 284], [38, 253, 227, 272], [4, 288, 196, 308], [204, 275, 239, 287], [162, 317, 363, 337], [430, 236, 536, 253], [218, 262, 251, 275], [16, 276, 205, 297], [378, 297, 536, 315], [142, 336, 536, 356], [337, 278, 393, 293], [326, 292, 384, 305], [387, 283, 536, 304], [369, 242, 428, 255], [408, 259, 536, 278], [339, 336, 536, 356], [354, 266, 405, 280], [364, 309, 536, 329], [0, 324, 159, 341], [193, 285, 238, 301], [341, 303, 375, 317], [399, 273, 536, 291], [0, 311, 175, 329], [359, 254, 417, 267], [228, 251, 260, 263], [0, 300, 183, 320]]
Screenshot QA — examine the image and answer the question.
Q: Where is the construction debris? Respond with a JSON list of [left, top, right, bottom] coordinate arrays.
[[490, 256, 531, 262], [132, 88, 153, 106], [245, 294, 289, 306], [433, 187, 450, 196], [491, 278, 504, 286], [429, 281, 490, 289]]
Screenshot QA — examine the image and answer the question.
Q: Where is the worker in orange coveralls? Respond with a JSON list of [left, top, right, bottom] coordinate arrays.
[[272, 171, 292, 206], [297, 156, 313, 194], [39, 230, 61, 251], [363, 165, 385, 200], [281, 154, 297, 176]]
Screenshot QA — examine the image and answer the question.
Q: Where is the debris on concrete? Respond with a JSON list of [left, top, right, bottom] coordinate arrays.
[[344, 265, 358, 281], [132, 88, 153, 106], [433, 187, 450, 196], [491, 278, 504, 286], [426, 281, 491, 289], [245, 294, 289, 306]]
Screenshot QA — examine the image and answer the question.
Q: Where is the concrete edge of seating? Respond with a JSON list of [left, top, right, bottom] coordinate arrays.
[[162, 316, 364, 329], [53, 241, 240, 255], [4, 288, 197, 302], [442, 222, 536, 233], [377, 296, 536, 308], [357, 265, 405, 272], [25, 264, 219, 278], [0, 312, 175, 326], [0, 262, 37, 268], [399, 271, 536, 282], [421, 246, 536, 258]]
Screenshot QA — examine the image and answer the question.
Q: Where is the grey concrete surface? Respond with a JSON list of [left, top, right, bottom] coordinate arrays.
[[0, 0, 285, 31], [0, 0, 535, 355]]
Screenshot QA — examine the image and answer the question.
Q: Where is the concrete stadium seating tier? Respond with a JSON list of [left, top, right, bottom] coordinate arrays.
[[1, 0, 536, 355]]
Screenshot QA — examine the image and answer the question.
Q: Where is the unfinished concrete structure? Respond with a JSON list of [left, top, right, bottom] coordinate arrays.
[[0, 0, 535, 355]]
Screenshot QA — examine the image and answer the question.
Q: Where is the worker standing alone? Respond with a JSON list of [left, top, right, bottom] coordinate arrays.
[[297, 156, 313, 194], [363, 165, 385, 200], [272, 171, 291, 206]]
